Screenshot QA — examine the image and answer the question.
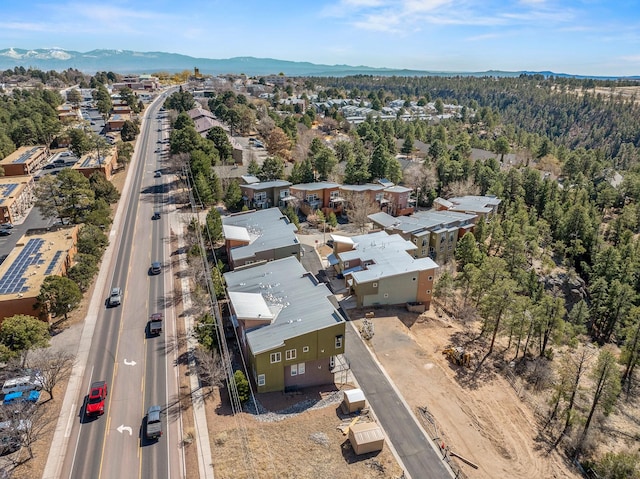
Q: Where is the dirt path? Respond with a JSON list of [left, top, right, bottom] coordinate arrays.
[[354, 308, 580, 479]]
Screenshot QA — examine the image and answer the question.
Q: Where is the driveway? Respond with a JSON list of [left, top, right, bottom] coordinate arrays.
[[298, 235, 453, 479]]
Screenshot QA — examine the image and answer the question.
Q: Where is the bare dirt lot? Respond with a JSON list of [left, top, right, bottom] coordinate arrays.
[[205, 384, 404, 479], [350, 306, 581, 479]]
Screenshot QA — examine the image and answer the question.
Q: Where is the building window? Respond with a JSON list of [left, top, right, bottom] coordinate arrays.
[[330, 356, 335, 369], [270, 352, 281, 363], [412, 277, 416, 281], [372, 282, 377, 288], [426, 289, 431, 294], [383, 293, 389, 298], [344, 261, 350, 269], [413, 238, 417, 244], [335, 335, 343, 348], [298, 363, 305, 375], [428, 276, 433, 281], [303, 346, 309, 353], [291, 364, 298, 376], [285, 349, 297, 361], [257, 374, 265, 386]]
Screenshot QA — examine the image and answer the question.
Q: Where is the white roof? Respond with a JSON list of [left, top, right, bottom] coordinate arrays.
[[330, 234, 354, 244], [227, 292, 275, 320], [222, 224, 251, 242], [344, 388, 366, 403]]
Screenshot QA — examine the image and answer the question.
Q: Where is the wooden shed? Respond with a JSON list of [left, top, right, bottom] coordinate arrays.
[[348, 422, 385, 455], [343, 388, 366, 413]]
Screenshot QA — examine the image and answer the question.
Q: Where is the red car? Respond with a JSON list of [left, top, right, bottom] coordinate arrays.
[[86, 381, 108, 416]]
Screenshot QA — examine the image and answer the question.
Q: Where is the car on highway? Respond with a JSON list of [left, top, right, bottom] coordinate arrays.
[[108, 287, 122, 307], [145, 405, 162, 440], [150, 261, 162, 275], [152, 211, 161, 220], [154, 170, 162, 178], [86, 381, 107, 416]]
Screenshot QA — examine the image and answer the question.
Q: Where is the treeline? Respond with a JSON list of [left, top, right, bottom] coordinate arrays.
[[312, 74, 640, 162]]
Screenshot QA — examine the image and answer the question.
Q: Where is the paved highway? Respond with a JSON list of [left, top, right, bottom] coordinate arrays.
[[61, 92, 183, 479]]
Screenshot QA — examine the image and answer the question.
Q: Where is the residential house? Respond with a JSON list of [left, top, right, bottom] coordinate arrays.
[[434, 195, 501, 221], [328, 230, 438, 309], [240, 180, 292, 210], [0, 176, 35, 225], [0, 146, 49, 176], [289, 182, 343, 217], [369, 210, 477, 263], [222, 208, 301, 270], [0, 226, 79, 323], [224, 256, 346, 393]]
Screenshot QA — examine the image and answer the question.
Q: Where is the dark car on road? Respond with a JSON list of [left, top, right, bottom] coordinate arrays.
[[150, 262, 162, 275], [145, 405, 162, 440]]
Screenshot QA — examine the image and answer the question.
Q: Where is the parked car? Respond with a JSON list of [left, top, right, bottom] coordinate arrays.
[[145, 405, 162, 440], [1, 375, 43, 395], [108, 287, 122, 307], [0, 230, 12, 237], [2, 390, 40, 405], [0, 223, 13, 229], [154, 170, 162, 178], [86, 381, 107, 416]]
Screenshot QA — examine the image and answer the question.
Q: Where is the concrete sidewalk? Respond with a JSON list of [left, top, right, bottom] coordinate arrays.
[[170, 211, 215, 479]]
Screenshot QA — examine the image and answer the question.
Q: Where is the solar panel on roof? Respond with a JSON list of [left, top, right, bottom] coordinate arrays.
[[0, 238, 45, 295], [14, 147, 39, 164], [45, 251, 63, 274]]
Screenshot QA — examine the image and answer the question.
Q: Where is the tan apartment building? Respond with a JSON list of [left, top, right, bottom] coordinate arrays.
[[0, 226, 79, 323], [328, 230, 438, 309], [0, 146, 49, 176], [224, 256, 346, 393], [0, 176, 35, 225], [73, 149, 118, 181]]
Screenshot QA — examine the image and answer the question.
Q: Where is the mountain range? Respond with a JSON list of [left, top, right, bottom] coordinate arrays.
[[0, 47, 633, 79]]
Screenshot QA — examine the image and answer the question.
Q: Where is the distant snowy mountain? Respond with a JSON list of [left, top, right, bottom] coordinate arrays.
[[0, 48, 631, 79]]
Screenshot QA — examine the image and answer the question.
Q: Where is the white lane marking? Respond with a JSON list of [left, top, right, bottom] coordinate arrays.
[[117, 425, 133, 435]]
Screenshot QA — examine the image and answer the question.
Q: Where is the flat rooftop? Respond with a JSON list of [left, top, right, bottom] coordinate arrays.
[[222, 208, 299, 263], [0, 176, 31, 206], [224, 256, 344, 354], [0, 146, 45, 166], [0, 227, 77, 299]]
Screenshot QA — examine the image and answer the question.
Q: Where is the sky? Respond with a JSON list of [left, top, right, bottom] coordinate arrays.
[[1, 0, 640, 76]]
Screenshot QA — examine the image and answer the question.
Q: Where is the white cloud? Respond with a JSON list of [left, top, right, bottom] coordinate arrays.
[[323, 0, 580, 31]]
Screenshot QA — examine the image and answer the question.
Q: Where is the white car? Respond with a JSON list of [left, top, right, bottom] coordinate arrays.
[[108, 287, 122, 307]]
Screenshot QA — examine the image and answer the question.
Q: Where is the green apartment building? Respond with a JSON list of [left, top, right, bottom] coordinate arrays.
[[224, 256, 346, 393]]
